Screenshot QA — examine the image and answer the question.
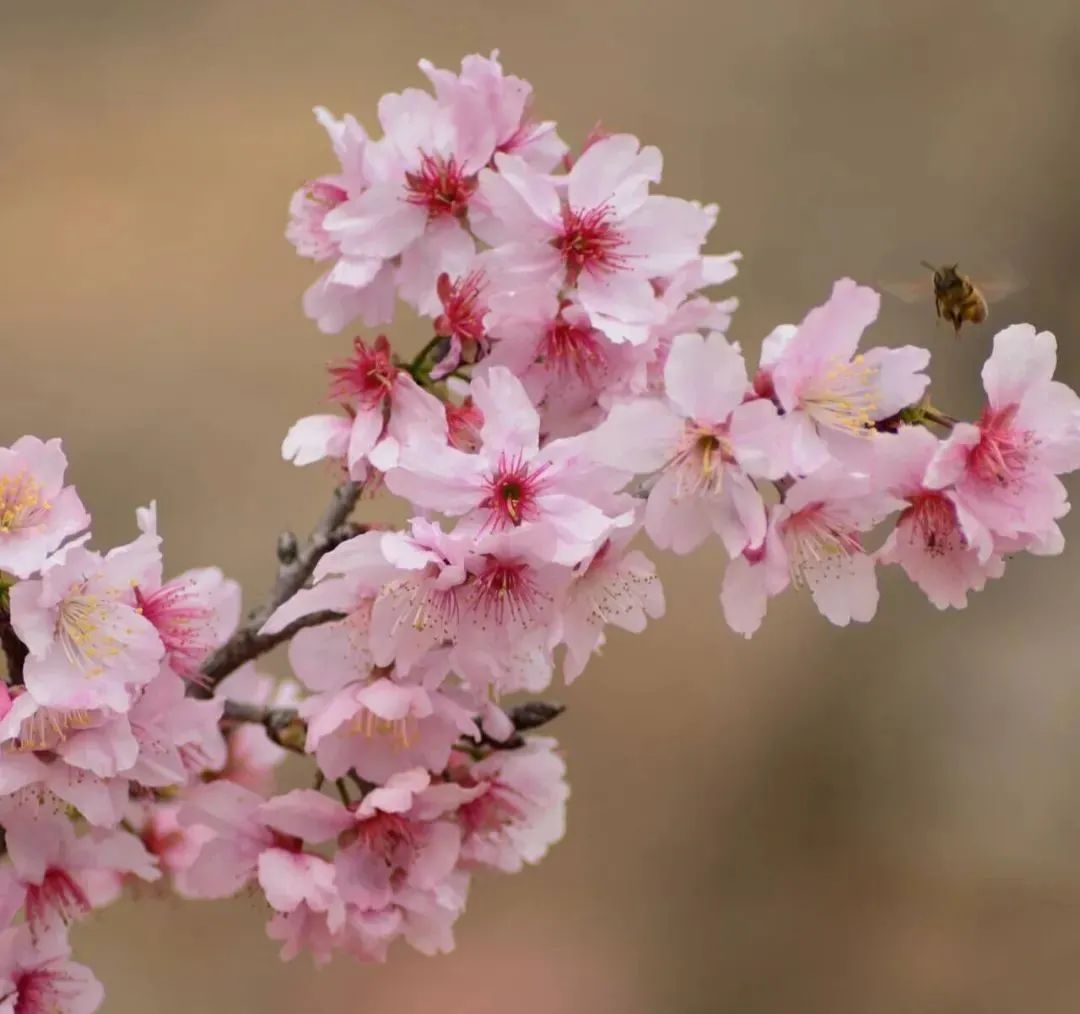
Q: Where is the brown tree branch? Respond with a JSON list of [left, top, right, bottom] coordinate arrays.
[[0, 609, 26, 686], [223, 698, 567, 753], [196, 480, 365, 695]]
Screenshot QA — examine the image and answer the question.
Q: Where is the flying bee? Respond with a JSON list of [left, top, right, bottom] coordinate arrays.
[[882, 262, 1025, 336]]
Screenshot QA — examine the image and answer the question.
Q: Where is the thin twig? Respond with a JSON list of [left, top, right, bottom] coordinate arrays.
[[476, 700, 567, 750], [196, 481, 364, 695], [223, 699, 567, 754], [0, 608, 26, 685]]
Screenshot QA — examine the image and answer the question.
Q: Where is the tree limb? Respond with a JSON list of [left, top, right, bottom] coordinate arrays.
[[0, 609, 26, 686], [196, 480, 364, 695], [223, 698, 567, 753]]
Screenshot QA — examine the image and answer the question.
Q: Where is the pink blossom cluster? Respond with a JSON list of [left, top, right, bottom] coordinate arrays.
[[0, 441, 239, 1010], [0, 49, 1079, 1010], [285, 51, 1080, 642]]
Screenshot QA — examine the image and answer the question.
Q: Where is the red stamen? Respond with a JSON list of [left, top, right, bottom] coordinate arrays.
[[969, 405, 1031, 487], [328, 336, 398, 409], [468, 557, 541, 626], [479, 453, 550, 530], [435, 271, 488, 345], [404, 153, 478, 221], [539, 314, 606, 382], [553, 204, 627, 283]]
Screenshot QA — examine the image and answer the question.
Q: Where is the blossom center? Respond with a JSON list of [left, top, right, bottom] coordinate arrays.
[[435, 271, 488, 344], [468, 558, 541, 626], [538, 316, 606, 382], [554, 204, 627, 283], [348, 707, 415, 748], [56, 588, 124, 676], [9, 704, 94, 753], [670, 425, 733, 497], [0, 471, 50, 533], [781, 504, 862, 587], [969, 405, 1031, 487], [328, 336, 398, 410], [134, 580, 214, 680], [905, 491, 962, 556], [480, 453, 550, 529], [25, 867, 91, 935], [799, 355, 879, 434], [403, 153, 478, 220], [446, 399, 484, 452], [459, 782, 526, 835]]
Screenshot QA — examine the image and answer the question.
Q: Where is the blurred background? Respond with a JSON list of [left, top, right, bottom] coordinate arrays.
[[4, 0, 1080, 1010]]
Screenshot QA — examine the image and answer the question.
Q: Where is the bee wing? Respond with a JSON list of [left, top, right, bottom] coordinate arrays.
[[978, 269, 1027, 303], [879, 278, 932, 304]]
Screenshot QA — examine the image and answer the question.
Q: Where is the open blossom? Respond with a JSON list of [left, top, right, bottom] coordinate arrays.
[[0, 437, 88, 580], [876, 426, 1006, 609], [131, 503, 240, 681], [721, 464, 904, 635], [0, 925, 103, 1014], [283, 338, 448, 479], [423, 739, 568, 873], [2, 816, 158, 938], [552, 524, 665, 683], [477, 134, 716, 343], [320, 70, 497, 320], [925, 324, 1080, 557], [9, 536, 164, 714], [418, 51, 566, 171], [761, 279, 930, 474], [289, 106, 397, 335], [386, 367, 628, 566], [591, 332, 787, 556], [299, 672, 479, 784]]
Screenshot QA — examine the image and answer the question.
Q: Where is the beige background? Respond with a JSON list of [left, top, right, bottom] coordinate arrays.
[[4, 1, 1080, 1010]]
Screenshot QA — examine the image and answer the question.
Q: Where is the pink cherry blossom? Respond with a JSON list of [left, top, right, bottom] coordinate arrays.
[[3, 816, 158, 938], [123, 669, 225, 787], [419, 51, 566, 170], [925, 324, 1080, 555], [9, 536, 164, 714], [298, 674, 478, 784], [477, 135, 716, 343], [386, 366, 627, 565], [774, 465, 903, 626], [0, 438, 88, 580], [289, 107, 397, 335], [321, 74, 496, 319], [424, 739, 568, 873], [591, 332, 787, 556], [484, 289, 635, 439], [552, 525, 665, 683], [0, 926, 103, 1013], [130, 503, 240, 682], [763, 279, 930, 474], [175, 781, 278, 899], [722, 465, 903, 634], [875, 426, 1006, 609]]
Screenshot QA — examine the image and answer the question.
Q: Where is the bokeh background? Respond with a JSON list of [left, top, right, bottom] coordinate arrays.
[[4, 0, 1080, 1010]]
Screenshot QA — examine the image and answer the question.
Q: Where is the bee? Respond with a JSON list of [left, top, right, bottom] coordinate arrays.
[[883, 262, 1024, 336]]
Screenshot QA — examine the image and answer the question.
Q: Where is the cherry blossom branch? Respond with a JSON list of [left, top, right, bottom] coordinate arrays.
[[222, 698, 567, 753], [0, 610, 25, 686], [475, 700, 566, 750], [197, 480, 364, 694]]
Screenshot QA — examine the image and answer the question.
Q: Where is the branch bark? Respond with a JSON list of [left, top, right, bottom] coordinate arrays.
[[223, 698, 567, 752], [197, 480, 364, 695], [0, 609, 26, 685]]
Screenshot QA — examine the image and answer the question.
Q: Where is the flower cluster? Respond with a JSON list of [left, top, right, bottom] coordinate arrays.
[[0, 49, 1078, 1010]]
